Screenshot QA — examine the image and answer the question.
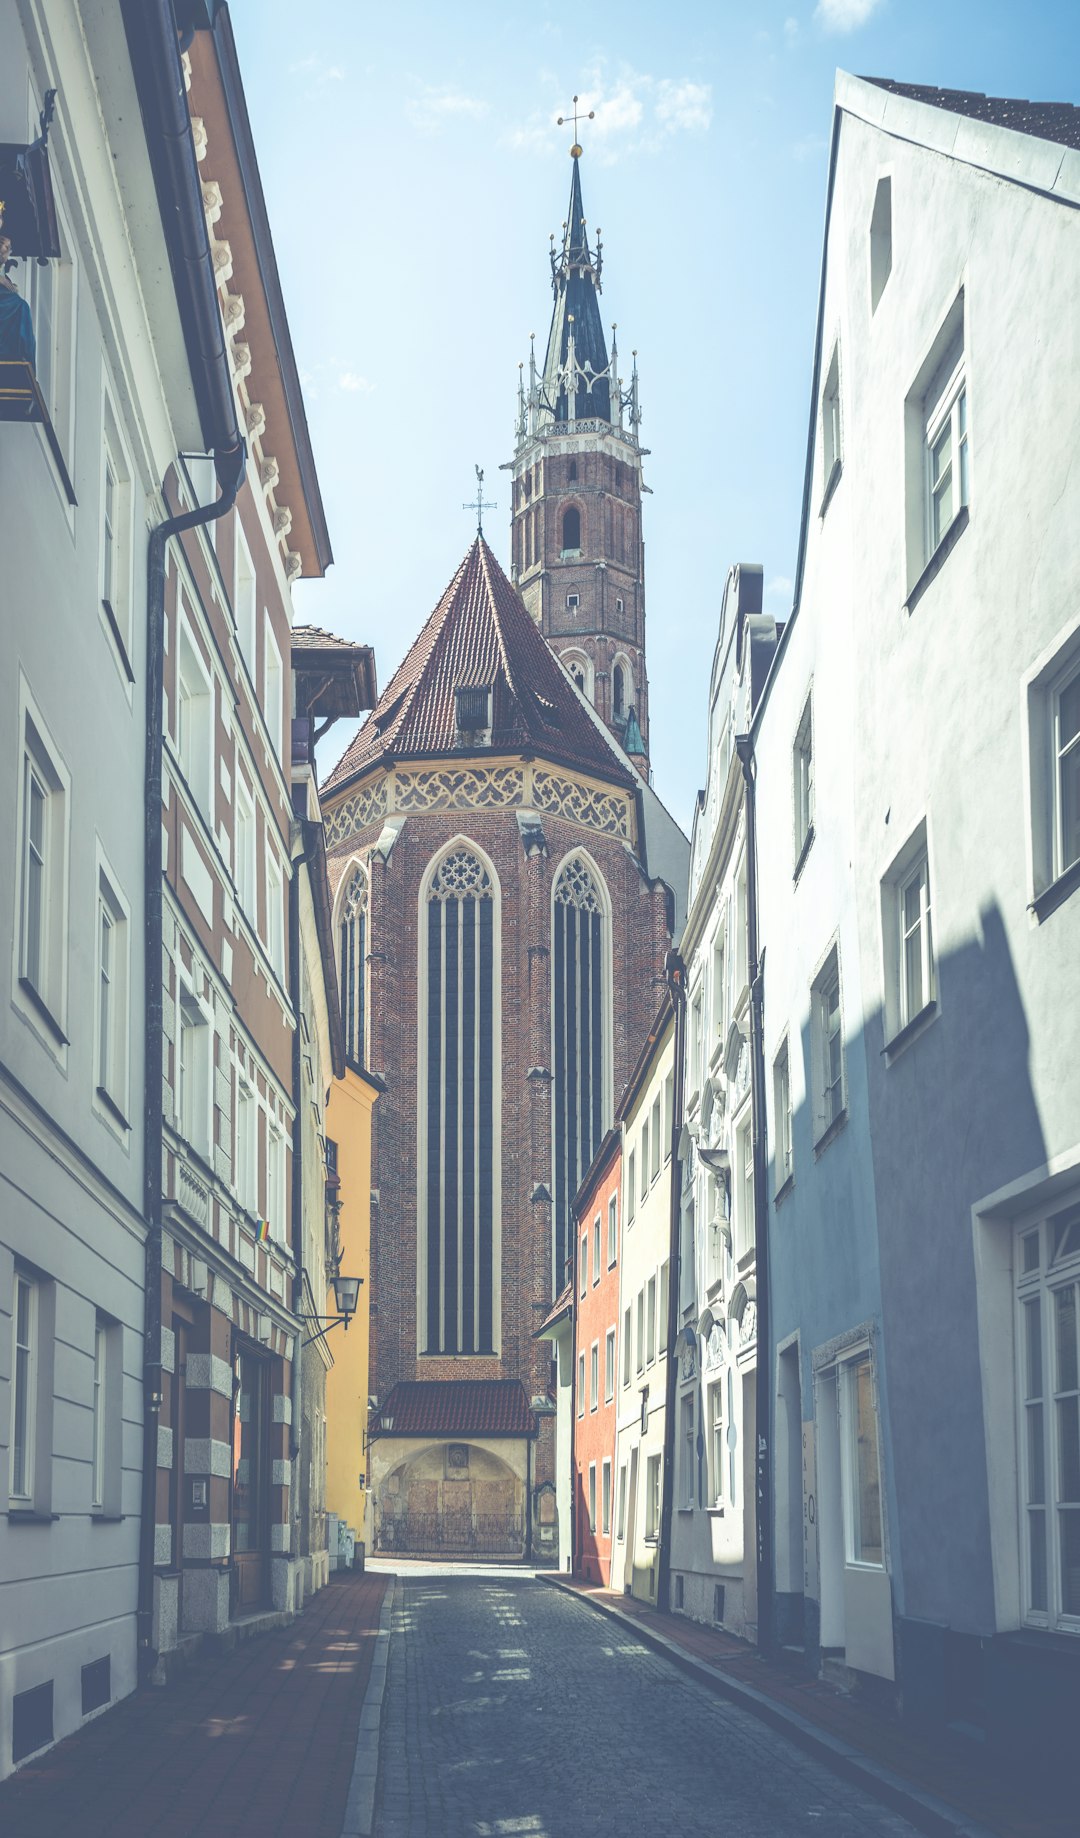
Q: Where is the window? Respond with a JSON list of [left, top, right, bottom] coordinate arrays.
[[881, 826, 935, 1044], [688, 992, 703, 1099], [735, 1116, 754, 1259], [25, 153, 75, 479], [681, 1394, 695, 1508], [236, 1076, 256, 1213], [615, 597, 625, 615], [663, 1072, 674, 1161], [774, 1040, 793, 1191], [627, 1150, 636, 1225], [178, 984, 211, 1154], [552, 856, 608, 1294], [1053, 660, 1080, 882], [607, 1193, 617, 1267], [590, 1341, 599, 1412], [842, 1354, 884, 1567], [821, 342, 842, 491], [602, 1459, 612, 1537], [623, 1305, 632, 1387], [636, 1290, 644, 1373], [91, 1318, 107, 1511], [577, 1352, 585, 1417], [735, 860, 749, 997], [16, 698, 69, 1035], [605, 1327, 615, 1402], [1025, 629, 1080, 904], [793, 693, 814, 862], [592, 1214, 601, 1284], [263, 615, 285, 763], [566, 593, 580, 612], [422, 848, 498, 1355], [1016, 1206, 1080, 1629], [870, 175, 892, 313], [267, 1121, 286, 1243], [680, 1195, 696, 1312], [708, 1380, 724, 1506], [235, 778, 256, 918], [568, 460, 578, 483], [562, 506, 581, 553], [646, 1275, 657, 1365], [580, 1229, 589, 1299], [645, 1452, 662, 1541], [659, 1261, 669, 1360], [9, 1272, 38, 1502], [234, 519, 257, 671], [926, 339, 968, 556], [176, 613, 213, 819], [588, 1463, 597, 1533], [616, 1464, 627, 1539], [613, 663, 626, 718], [95, 867, 129, 1123], [710, 934, 726, 1046], [265, 852, 285, 981], [811, 947, 844, 1140], [639, 1125, 649, 1199], [100, 397, 133, 669], [650, 1096, 662, 1183], [706, 1175, 725, 1291]]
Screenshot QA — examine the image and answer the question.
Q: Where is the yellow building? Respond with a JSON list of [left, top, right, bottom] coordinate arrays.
[[325, 1065, 383, 1553]]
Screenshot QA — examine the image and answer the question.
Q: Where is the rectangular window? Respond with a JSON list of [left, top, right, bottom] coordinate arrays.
[[645, 1452, 662, 1541], [1015, 1206, 1080, 1631], [590, 1341, 599, 1412], [176, 614, 213, 820], [926, 356, 968, 556], [96, 870, 130, 1122], [842, 1355, 885, 1567], [607, 1193, 617, 1267], [91, 1318, 107, 1511], [265, 852, 285, 981], [708, 1380, 724, 1506], [650, 1096, 662, 1183], [9, 1272, 38, 1502], [663, 1071, 674, 1161], [639, 1126, 649, 1200], [263, 614, 285, 763], [627, 1150, 636, 1226], [711, 934, 726, 1044], [689, 993, 703, 1098], [267, 1121, 286, 1242], [659, 1261, 669, 1359], [735, 860, 749, 996], [577, 1352, 585, 1417], [646, 1275, 657, 1366], [20, 751, 48, 996], [811, 947, 844, 1141], [178, 985, 211, 1154], [1053, 662, 1080, 880], [822, 342, 842, 488], [793, 694, 814, 861], [593, 1214, 601, 1284], [623, 1305, 632, 1387], [774, 1040, 793, 1191], [100, 394, 133, 673], [681, 1393, 695, 1508], [234, 519, 257, 671], [735, 1116, 754, 1259], [17, 701, 69, 1033], [616, 1463, 627, 1540], [588, 1463, 597, 1534], [235, 778, 256, 917], [636, 1290, 645, 1374], [580, 1229, 589, 1298], [898, 852, 934, 1028], [602, 1459, 612, 1537], [236, 1076, 256, 1213], [605, 1327, 616, 1402], [25, 156, 75, 475], [706, 1174, 725, 1291]]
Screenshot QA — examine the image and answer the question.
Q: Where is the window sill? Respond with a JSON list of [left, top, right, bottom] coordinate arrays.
[[677, 1505, 695, 1515], [883, 1000, 938, 1060], [793, 823, 815, 884], [96, 1085, 132, 1132], [774, 1173, 795, 1209], [101, 599, 136, 686], [819, 457, 842, 519], [905, 505, 969, 613], [90, 1511, 125, 1523], [707, 1504, 726, 1518], [18, 976, 69, 1046], [7, 1508, 59, 1523], [813, 1107, 848, 1158], [1031, 857, 1080, 923]]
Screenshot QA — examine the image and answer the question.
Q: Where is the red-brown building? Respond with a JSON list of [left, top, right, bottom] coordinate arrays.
[[571, 1129, 622, 1584]]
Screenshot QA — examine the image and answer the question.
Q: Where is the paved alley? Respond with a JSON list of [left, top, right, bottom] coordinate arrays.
[[373, 1574, 923, 1838]]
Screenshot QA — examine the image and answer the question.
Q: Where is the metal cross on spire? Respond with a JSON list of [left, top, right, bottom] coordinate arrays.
[[463, 465, 496, 537], [557, 93, 595, 157]]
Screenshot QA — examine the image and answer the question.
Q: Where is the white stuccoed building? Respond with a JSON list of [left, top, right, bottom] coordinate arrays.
[[750, 73, 1080, 1760]]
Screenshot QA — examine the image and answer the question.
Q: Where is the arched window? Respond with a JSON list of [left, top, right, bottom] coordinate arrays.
[[552, 855, 609, 1291], [568, 460, 578, 483], [562, 505, 581, 552], [421, 847, 498, 1354], [613, 664, 626, 718], [339, 865, 368, 1065]]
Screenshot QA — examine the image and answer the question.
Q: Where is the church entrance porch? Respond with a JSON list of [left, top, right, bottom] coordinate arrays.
[[372, 1438, 528, 1561]]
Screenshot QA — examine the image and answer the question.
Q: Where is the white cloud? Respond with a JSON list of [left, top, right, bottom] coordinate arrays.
[[508, 68, 712, 166], [783, 16, 800, 45], [290, 54, 345, 85], [338, 372, 374, 394], [792, 132, 828, 161], [814, 0, 885, 32], [655, 79, 712, 135], [766, 575, 794, 602], [407, 86, 489, 133]]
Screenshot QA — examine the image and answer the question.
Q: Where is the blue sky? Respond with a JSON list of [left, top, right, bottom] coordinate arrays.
[[232, 0, 1080, 828]]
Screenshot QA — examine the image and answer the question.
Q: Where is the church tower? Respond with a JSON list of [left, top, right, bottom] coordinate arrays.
[[510, 146, 651, 771]]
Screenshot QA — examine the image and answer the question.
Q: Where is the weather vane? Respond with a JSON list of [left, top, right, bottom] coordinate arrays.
[[463, 464, 496, 537], [557, 93, 595, 157]]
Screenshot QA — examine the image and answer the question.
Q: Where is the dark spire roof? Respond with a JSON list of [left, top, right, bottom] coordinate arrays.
[[541, 152, 611, 424], [862, 78, 1080, 151], [322, 535, 635, 795]]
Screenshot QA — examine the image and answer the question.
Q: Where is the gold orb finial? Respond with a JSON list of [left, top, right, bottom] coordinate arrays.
[[570, 142, 582, 158]]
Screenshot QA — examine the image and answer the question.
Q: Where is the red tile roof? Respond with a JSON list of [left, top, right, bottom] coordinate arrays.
[[377, 1379, 535, 1438], [292, 624, 361, 652], [863, 79, 1080, 151], [321, 536, 634, 795]]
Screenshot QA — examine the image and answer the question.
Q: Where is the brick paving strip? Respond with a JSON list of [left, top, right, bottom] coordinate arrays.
[[541, 1576, 1073, 1838], [0, 1571, 387, 1838]]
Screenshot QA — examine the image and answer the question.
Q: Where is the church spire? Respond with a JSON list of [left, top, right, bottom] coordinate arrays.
[[539, 150, 612, 426]]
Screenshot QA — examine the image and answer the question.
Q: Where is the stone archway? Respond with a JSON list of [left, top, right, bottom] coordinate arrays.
[[374, 1441, 526, 1558]]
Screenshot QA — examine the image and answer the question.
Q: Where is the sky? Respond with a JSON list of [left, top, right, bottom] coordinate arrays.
[[231, 0, 1080, 831]]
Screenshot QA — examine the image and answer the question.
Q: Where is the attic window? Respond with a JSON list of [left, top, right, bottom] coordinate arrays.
[[870, 176, 892, 314], [455, 686, 491, 731], [531, 690, 563, 730]]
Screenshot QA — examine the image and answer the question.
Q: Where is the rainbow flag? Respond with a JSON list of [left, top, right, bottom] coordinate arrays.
[[256, 1218, 271, 1245]]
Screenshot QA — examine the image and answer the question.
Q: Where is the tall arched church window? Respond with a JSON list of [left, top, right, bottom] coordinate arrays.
[[613, 664, 626, 718], [552, 856, 608, 1292], [562, 505, 581, 552], [339, 866, 368, 1065], [568, 460, 578, 483], [422, 848, 498, 1355]]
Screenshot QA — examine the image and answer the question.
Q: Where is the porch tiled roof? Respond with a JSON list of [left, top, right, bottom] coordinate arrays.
[[377, 1378, 535, 1438]]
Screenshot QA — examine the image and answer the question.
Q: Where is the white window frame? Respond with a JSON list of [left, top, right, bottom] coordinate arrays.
[[839, 1351, 886, 1570], [177, 978, 212, 1156], [708, 1379, 724, 1508], [645, 1451, 662, 1542], [1015, 1206, 1080, 1633], [24, 96, 78, 506], [175, 604, 214, 823], [680, 1392, 695, 1510], [590, 1340, 599, 1413], [263, 612, 285, 763], [636, 1289, 645, 1375], [811, 945, 844, 1142], [14, 684, 71, 1049], [577, 1351, 585, 1418], [616, 1463, 627, 1540], [580, 1229, 589, 1299], [925, 358, 969, 558], [622, 1305, 632, 1388], [821, 341, 842, 490], [793, 692, 814, 864], [605, 1326, 616, 1402], [588, 1462, 597, 1533], [592, 1213, 601, 1285], [265, 849, 286, 983], [602, 1457, 612, 1537], [773, 1038, 793, 1193], [234, 773, 256, 917], [735, 1112, 754, 1261], [267, 1118, 287, 1244], [94, 855, 131, 1130], [880, 823, 936, 1047], [650, 1095, 661, 1185], [710, 931, 726, 1052], [1052, 658, 1080, 884], [9, 1271, 38, 1504], [99, 381, 135, 685], [1024, 620, 1080, 904], [236, 1072, 257, 1215], [233, 517, 257, 673], [646, 1275, 657, 1366], [91, 1317, 107, 1511], [607, 1192, 617, 1267], [626, 1150, 636, 1226]]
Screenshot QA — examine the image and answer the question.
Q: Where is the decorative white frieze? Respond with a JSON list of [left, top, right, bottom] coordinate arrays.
[[223, 291, 246, 332], [201, 179, 223, 227], [230, 341, 252, 382], [211, 238, 233, 287], [533, 769, 631, 838], [244, 400, 266, 439], [259, 454, 279, 490], [323, 759, 633, 850], [191, 116, 208, 162], [272, 504, 293, 539], [284, 551, 302, 581]]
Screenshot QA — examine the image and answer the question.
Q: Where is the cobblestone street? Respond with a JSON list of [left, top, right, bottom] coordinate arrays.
[[373, 1574, 922, 1838]]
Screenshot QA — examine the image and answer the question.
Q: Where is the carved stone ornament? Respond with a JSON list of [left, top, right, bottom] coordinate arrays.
[[201, 179, 223, 227], [223, 291, 246, 331], [394, 765, 525, 815], [707, 1320, 727, 1368], [272, 504, 293, 538], [679, 1337, 697, 1383], [429, 848, 493, 901], [324, 780, 389, 848], [230, 341, 252, 381], [211, 238, 233, 286], [191, 117, 208, 162], [533, 769, 630, 839], [259, 454, 280, 490], [740, 1300, 757, 1347], [245, 400, 266, 438], [284, 551, 302, 581]]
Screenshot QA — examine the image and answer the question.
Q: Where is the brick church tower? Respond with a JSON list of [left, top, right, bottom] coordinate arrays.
[[510, 146, 651, 770], [319, 536, 685, 1563]]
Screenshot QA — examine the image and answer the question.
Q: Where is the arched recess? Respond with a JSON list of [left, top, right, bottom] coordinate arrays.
[[333, 855, 369, 1066], [561, 503, 582, 554], [374, 1440, 525, 1556], [611, 651, 634, 722], [549, 849, 612, 1295], [561, 649, 593, 701], [417, 839, 502, 1357]]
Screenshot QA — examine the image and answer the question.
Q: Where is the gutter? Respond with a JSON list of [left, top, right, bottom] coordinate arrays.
[[656, 950, 686, 1616], [125, 0, 246, 1680]]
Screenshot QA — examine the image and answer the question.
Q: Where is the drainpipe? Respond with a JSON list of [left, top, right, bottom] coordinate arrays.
[[288, 826, 306, 1577], [656, 954, 686, 1616], [735, 732, 774, 1657], [569, 1226, 579, 1574]]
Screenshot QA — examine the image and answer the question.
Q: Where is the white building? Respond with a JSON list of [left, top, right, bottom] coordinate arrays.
[[752, 74, 1080, 1755]]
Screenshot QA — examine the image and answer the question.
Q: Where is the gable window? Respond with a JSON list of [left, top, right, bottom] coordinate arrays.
[[561, 505, 581, 554], [870, 175, 892, 313], [95, 865, 130, 1126], [1016, 1207, 1080, 1630], [881, 824, 935, 1045], [339, 865, 368, 1065], [811, 947, 844, 1142], [422, 848, 498, 1355], [774, 1039, 793, 1192], [16, 697, 69, 1040], [821, 343, 842, 504], [552, 856, 608, 1293], [793, 693, 814, 866], [607, 1192, 617, 1266]]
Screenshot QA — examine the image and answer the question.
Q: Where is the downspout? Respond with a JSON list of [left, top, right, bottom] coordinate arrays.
[[656, 957, 686, 1615], [138, 450, 244, 1680], [736, 732, 774, 1656], [569, 1226, 579, 1574], [288, 827, 305, 1573]]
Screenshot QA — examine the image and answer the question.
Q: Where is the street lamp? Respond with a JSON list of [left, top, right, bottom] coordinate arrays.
[[299, 1273, 363, 1348]]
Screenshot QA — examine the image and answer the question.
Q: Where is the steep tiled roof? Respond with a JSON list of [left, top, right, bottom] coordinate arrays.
[[377, 1379, 535, 1438], [292, 624, 360, 652], [321, 536, 634, 795], [863, 79, 1080, 151]]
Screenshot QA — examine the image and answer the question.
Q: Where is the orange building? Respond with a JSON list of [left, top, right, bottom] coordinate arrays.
[[572, 1129, 622, 1585]]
